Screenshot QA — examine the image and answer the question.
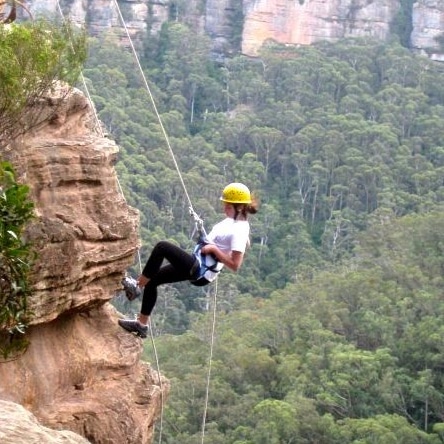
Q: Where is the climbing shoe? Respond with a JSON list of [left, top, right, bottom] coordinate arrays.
[[122, 276, 141, 301], [118, 319, 148, 338]]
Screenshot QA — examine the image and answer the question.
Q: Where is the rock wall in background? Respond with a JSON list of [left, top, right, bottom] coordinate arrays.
[[23, 0, 444, 59]]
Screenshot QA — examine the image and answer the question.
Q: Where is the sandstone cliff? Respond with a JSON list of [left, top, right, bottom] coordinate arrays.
[[0, 85, 168, 444], [411, 0, 444, 61], [241, 0, 400, 55], [23, 0, 444, 60], [0, 400, 90, 443], [241, 0, 444, 57]]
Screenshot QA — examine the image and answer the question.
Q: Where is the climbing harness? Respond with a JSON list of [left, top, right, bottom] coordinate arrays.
[[188, 204, 224, 286], [190, 242, 223, 287]]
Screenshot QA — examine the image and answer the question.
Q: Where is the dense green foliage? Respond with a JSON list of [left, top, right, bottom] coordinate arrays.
[[391, 0, 414, 48], [0, 19, 87, 148], [84, 25, 444, 442], [145, 212, 444, 443], [0, 162, 34, 359]]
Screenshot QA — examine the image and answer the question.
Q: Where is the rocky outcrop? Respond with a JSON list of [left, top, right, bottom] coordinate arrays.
[[205, 0, 238, 56], [411, 0, 444, 61], [0, 400, 90, 443], [26, 0, 158, 43], [0, 305, 165, 444], [0, 85, 168, 444], [241, 0, 400, 56]]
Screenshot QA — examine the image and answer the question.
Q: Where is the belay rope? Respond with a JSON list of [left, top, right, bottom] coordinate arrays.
[[53, 2, 171, 442], [56, 0, 219, 439], [112, 2, 219, 442]]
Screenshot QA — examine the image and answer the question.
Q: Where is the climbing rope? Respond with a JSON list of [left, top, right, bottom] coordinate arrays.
[[200, 280, 218, 444], [56, 0, 130, 203], [111, 4, 221, 443], [56, 0, 219, 439], [55, 0, 104, 137], [54, 2, 166, 441], [112, 0, 197, 216]]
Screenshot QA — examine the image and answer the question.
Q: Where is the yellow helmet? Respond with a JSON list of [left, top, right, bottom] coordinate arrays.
[[220, 183, 251, 204]]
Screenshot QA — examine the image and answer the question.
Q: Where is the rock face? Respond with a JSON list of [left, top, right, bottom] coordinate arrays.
[[241, 0, 401, 55], [0, 400, 90, 443], [205, 0, 238, 56], [0, 85, 168, 444], [28, 0, 158, 42], [411, 0, 444, 61], [22, 0, 444, 60]]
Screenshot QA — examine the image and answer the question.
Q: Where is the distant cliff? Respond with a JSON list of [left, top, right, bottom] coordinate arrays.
[[0, 84, 168, 444], [24, 0, 444, 60]]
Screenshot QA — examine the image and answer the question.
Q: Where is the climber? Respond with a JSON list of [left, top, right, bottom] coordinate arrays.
[[118, 182, 259, 338]]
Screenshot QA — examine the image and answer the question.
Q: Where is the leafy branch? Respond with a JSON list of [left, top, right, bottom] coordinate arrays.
[[0, 0, 33, 24], [0, 162, 35, 359], [0, 19, 87, 149]]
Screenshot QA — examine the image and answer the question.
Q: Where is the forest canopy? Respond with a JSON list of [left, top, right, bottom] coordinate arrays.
[[82, 25, 444, 443]]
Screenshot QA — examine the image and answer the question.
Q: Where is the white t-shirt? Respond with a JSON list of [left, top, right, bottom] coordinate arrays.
[[206, 217, 250, 254]]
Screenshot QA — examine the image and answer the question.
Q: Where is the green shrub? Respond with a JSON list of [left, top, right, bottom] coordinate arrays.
[[0, 19, 87, 148], [0, 162, 35, 359]]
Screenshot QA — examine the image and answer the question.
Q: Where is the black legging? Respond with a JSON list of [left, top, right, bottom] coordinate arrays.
[[141, 241, 198, 316]]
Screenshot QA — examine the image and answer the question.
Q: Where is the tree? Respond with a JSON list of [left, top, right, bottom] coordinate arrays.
[[0, 162, 34, 359], [0, 19, 86, 148]]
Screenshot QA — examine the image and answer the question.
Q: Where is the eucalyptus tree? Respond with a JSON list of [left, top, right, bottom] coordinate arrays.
[[146, 22, 224, 124], [0, 19, 86, 148]]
